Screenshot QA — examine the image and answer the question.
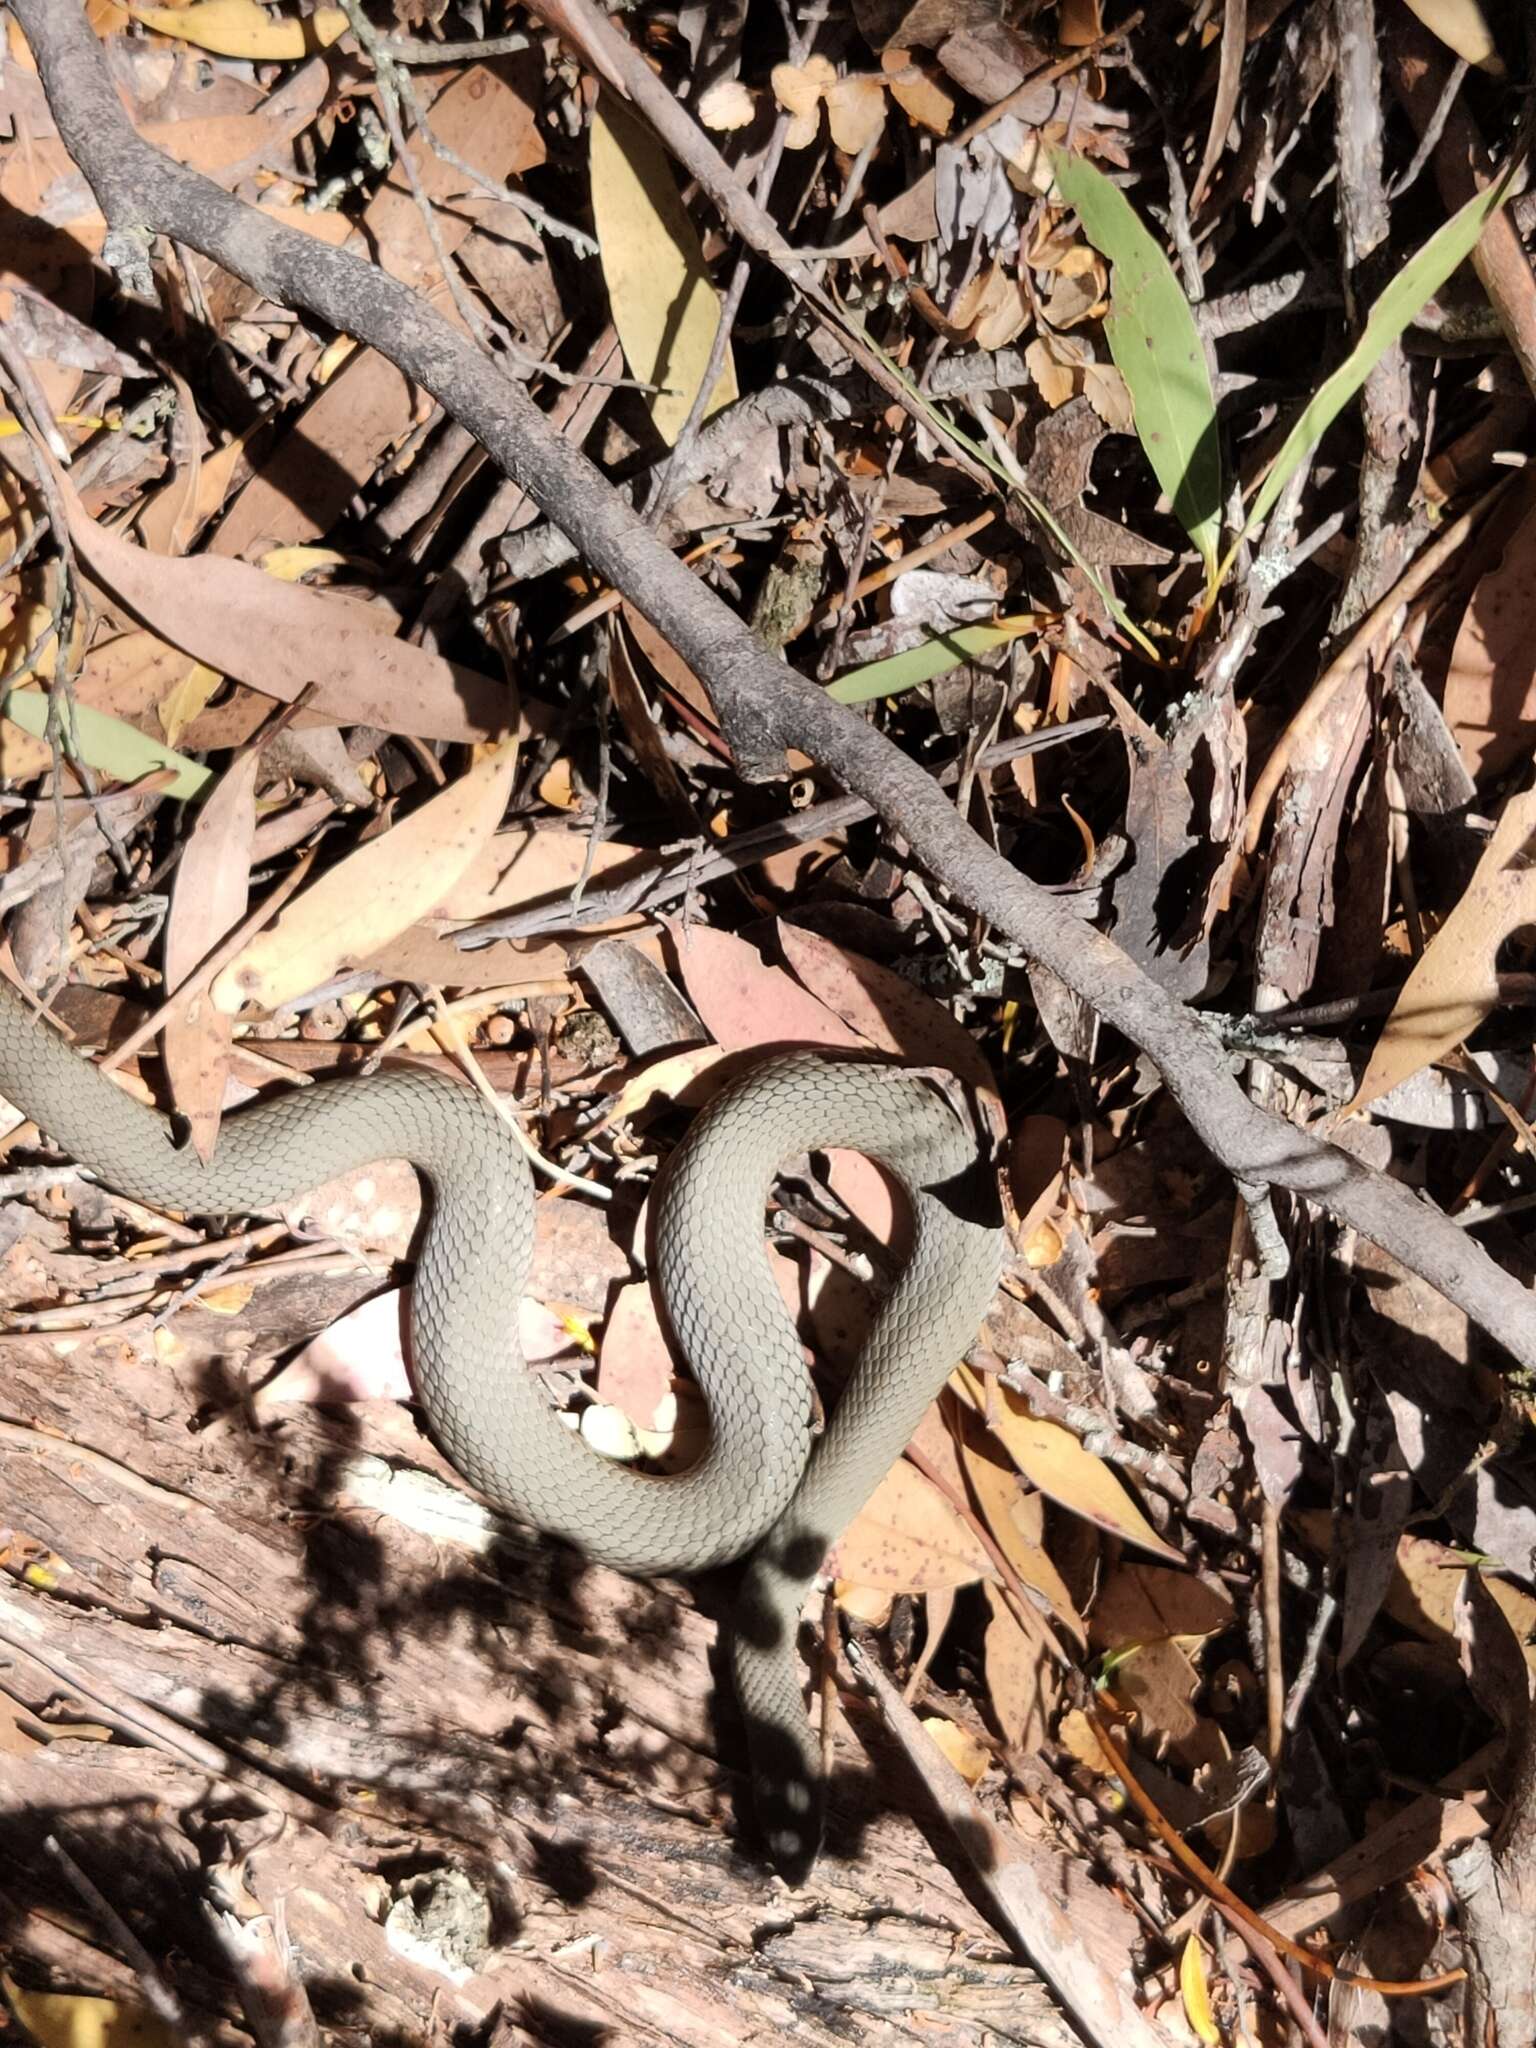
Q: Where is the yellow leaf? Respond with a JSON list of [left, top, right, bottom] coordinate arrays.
[[0, 411, 106, 440], [959, 1431, 1084, 1644], [921, 1713, 991, 1785], [589, 95, 737, 445], [157, 659, 221, 746], [538, 756, 579, 811], [3, 1974, 180, 2048], [1179, 1934, 1223, 2046], [126, 1, 348, 60], [603, 1043, 726, 1127], [1400, 0, 1504, 73], [835, 1580, 893, 1624], [556, 1307, 597, 1354], [952, 1364, 1183, 1563], [1348, 785, 1536, 1113], [1059, 1704, 1120, 1782], [212, 740, 518, 1013], [314, 334, 358, 384], [256, 544, 353, 583]]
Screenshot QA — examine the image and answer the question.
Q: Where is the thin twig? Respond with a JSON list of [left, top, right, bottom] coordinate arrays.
[[46, 1834, 201, 2041]]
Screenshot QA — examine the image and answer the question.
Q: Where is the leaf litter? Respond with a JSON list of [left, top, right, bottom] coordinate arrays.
[[0, 0, 1534, 2040]]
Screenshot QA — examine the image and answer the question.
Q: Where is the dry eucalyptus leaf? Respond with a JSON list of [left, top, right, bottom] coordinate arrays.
[[952, 1363, 1183, 1563], [1443, 494, 1536, 782], [1081, 360, 1134, 431], [982, 1582, 1057, 1754], [1295, 1512, 1536, 1670], [775, 917, 1000, 1106], [49, 460, 506, 742], [590, 93, 738, 443], [1043, 257, 1106, 330], [162, 749, 258, 1159], [1057, 0, 1104, 45], [989, 112, 1054, 197], [829, 1457, 996, 1592], [1348, 787, 1536, 1114], [127, 0, 348, 58], [436, 824, 649, 925], [213, 742, 518, 1015], [959, 1429, 1085, 1646]]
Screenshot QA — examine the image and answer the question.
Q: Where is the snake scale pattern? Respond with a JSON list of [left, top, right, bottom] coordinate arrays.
[[0, 980, 1002, 1875]]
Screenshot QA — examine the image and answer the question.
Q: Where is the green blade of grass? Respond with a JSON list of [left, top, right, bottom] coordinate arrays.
[[828, 616, 1037, 704], [1051, 149, 1222, 587], [3, 686, 211, 801], [1235, 167, 1515, 565], [827, 296, 1160, 660]]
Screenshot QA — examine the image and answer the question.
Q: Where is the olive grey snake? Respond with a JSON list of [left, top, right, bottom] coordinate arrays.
[[0, 981, 1003, 1875]]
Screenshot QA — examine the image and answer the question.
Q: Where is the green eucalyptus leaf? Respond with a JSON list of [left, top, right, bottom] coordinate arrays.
[[3, 686, 210, 801], [828, 617, 1035, 705], [1238, 168, 1515, 555], [1051, 150, 1222, 585]]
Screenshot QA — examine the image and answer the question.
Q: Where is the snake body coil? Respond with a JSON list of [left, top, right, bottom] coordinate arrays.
[[0, 984, 1001, 1874]]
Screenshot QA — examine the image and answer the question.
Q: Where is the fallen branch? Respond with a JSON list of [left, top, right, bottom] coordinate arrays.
[[13, 0, 1536, 1372]]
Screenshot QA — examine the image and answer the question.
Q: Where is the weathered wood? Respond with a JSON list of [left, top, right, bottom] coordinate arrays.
[[0, 1333, 1082, 2045]]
